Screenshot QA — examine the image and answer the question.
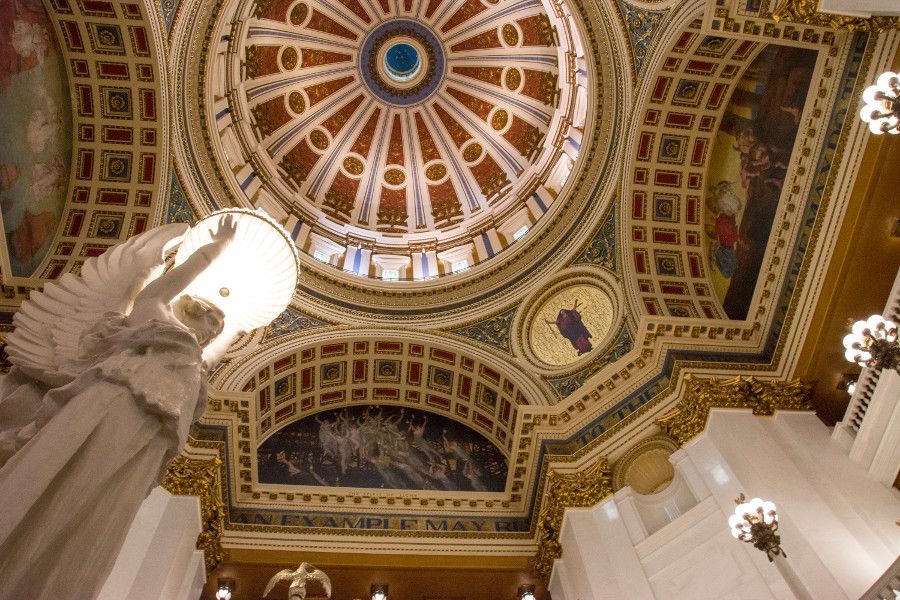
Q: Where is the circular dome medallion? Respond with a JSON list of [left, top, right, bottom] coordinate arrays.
[[359, 19, 444, 106], [384, 43, 421, 82]]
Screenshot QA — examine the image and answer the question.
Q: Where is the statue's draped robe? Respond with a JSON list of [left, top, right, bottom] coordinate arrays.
[[0, 315, 207, 599]]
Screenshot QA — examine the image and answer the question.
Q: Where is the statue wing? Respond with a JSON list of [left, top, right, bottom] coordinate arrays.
[[307, 567, 332, 598], [263, 568, 297, 598], [6, 223, 190, 385]]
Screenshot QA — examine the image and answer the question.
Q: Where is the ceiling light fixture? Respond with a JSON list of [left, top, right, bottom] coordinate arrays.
[[371, 584, 388, 600], [837, 373, 858, 395], [215, 578, 234, 600], [842, 315, 900, 374], [859, 71, 900, 135], [728, 494, 783, 560], [727, 494, 814, 600], [518, 584, 536, 600]]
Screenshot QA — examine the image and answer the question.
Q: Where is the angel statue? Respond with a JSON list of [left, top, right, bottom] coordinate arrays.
[[264, 562, 333, 600], [0, 210, 298, 600]]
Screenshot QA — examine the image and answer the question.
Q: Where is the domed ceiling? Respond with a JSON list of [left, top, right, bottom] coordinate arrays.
[[199, 0, 589, 282], [1, 0, 893, 590]]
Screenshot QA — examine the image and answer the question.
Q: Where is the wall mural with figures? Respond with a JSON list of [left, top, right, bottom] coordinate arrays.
[[704, 44, 816, 319], [258, 405, 508, 492], [0, 0, 71, 276]]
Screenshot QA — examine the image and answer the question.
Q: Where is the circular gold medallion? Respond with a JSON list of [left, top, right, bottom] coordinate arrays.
[[310, 129, 329, 150], [505, 68, 521, 91], [463, 143, 483, 162], [288, 91, 305, 114], [289, 3, 307, 25], [384, 168, 406, 185], [501, 24, 519, 46], [528, 284, 615, 366], [343, 156, 364, 175], [491, 109, 509, 131], [280, 47, 298, 70], [425, 163, 447, 181]]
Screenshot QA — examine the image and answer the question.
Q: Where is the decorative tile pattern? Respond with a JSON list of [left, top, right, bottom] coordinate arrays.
[[625, 23, 768, 318], [245, 338, 535, 457], [449, 306, 517, 354], [262, 306, 330, 341], [165, 172, 196, 224], [616, 0, 667, 75], [0, 0, 167, 286], [572, 205, 616, 272]]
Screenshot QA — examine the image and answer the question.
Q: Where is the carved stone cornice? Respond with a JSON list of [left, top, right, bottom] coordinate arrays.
[[162, 455, 226, 572], [532, 456, 613, 579], [771, 0, 900, 31], [655, 375, 812, 446]]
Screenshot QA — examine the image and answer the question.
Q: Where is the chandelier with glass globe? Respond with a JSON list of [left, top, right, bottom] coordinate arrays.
[[859, 71, 900, 135], [842, 314, 900, 374]]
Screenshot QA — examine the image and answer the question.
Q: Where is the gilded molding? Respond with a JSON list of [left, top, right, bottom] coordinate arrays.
[[771, 0, 900, 31], [655, 375, 812, 446], [162, 455, 226, 572], [532, 456, 613, 579]]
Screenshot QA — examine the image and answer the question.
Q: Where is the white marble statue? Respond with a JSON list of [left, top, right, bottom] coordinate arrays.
[[0, 216, 240, 599], [264, 562, 333, 600]]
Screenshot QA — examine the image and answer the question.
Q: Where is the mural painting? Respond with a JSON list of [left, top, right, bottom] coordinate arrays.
[[705, 44, 816, 319], [0, 0, 71, 277], [528, 283, 614, 366], [258, 405, 508, 492]]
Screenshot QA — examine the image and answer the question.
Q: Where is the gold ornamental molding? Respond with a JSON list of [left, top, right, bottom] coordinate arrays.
[[532, 456, 613, 579], [771, 0, 900, 31], [655, 375, 813, 447], [162, 455, 227, 572]]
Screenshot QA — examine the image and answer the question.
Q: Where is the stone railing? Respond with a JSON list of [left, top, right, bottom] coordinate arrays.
[[832, 268, 900, 487], [860, 554, 900, 600], [834, 267, 900, 437]]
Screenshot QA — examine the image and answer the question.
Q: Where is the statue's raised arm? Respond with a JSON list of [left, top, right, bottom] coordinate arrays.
[[5, 222, 191, 387], [0, 210, 298, 600]]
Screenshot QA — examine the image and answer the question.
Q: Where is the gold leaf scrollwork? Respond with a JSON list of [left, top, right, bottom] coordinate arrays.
[[162, 455, 226, 572], [655, 375, 812, 446], [771, 0, 900, 31], [532, 456, 613, 580]]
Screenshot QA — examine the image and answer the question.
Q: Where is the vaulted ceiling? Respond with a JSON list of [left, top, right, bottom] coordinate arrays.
[[0, 0, 897, 596]]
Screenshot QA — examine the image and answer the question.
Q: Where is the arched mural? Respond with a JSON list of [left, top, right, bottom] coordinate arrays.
[[704, 44, 816, 319], [0, 0, 72, 276], [258, 405, 508, 492]]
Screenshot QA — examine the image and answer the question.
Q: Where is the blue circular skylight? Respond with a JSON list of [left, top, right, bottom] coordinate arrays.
[[384, 42, 421, 82], [359, 20, 445, 106]]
